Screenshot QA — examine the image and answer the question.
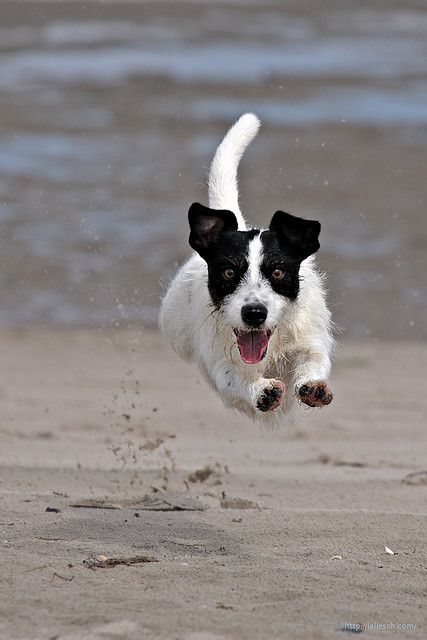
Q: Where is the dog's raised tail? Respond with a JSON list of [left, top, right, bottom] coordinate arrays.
[[208, 113, 260, 230]]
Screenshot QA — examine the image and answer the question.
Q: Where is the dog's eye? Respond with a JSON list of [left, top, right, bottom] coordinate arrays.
[[223, 268, 235, 280], [271, 268, 285, 280]]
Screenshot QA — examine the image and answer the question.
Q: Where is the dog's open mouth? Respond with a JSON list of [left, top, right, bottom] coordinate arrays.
[[234, 329, 271, 364]]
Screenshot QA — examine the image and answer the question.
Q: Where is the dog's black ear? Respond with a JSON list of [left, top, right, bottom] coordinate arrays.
[[188, 202, 238, 257], [269, 210, 321, 260]]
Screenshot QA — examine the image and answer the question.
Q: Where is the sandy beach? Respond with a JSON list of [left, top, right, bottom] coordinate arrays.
[[1, 328, 425, 639], [0, 1, 426, 638]]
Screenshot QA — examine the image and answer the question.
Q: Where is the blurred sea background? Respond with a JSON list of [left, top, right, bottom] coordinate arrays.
[[0, 0, 426, 339]]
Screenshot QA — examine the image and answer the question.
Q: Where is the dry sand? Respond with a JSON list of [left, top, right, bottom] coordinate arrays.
[[0, 328, 425, 639]]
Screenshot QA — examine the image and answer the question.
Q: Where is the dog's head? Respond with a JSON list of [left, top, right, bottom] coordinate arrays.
[[188, 202, 321, 364]]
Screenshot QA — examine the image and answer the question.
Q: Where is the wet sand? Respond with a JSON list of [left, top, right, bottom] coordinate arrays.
[[1, 328, 425, 639], [1, 0, 426, 338]]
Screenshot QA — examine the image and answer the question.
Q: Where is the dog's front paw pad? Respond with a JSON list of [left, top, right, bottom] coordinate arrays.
[[298, 381, 333, 408], [257, 381, 285, 413]]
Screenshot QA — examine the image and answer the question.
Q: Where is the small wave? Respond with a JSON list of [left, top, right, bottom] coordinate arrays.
[[1, 37, 427, 90]]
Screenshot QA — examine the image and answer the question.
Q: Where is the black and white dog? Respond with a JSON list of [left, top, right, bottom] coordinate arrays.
[[160, 114, 333, 425]]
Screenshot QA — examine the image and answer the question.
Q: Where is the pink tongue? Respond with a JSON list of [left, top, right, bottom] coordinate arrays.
[[236, 331, 269, 364]]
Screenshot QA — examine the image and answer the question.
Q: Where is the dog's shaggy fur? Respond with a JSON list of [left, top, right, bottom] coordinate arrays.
[[160, 114, 333, 425]]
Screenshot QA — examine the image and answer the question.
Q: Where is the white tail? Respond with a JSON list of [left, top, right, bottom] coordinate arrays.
[[208, 113, 261, 230]]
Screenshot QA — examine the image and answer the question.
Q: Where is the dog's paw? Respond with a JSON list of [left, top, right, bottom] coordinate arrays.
[[256, 380, 285, 412], [298, 380, 333, 408]]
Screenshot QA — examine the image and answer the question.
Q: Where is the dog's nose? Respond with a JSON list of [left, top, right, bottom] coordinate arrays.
[[241, 303, 268, 328]]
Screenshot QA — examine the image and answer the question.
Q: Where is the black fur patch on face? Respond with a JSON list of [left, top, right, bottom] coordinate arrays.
[[259, 231, 303, 300], [260, 210, 321, 300], [205, 229, 259, 308], [188, 202, 260, 308], [188, 203, 321, 307]]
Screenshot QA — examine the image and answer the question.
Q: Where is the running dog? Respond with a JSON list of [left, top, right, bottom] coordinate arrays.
[[160, 113, 333, 425]]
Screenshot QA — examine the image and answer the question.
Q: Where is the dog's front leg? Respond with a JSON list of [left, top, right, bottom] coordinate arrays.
[[213, 366, 285, 414], [293, 347, 333, 408]]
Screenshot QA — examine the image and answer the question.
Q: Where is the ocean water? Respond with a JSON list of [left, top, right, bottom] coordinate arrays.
[[0, 0, 426, 338]]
